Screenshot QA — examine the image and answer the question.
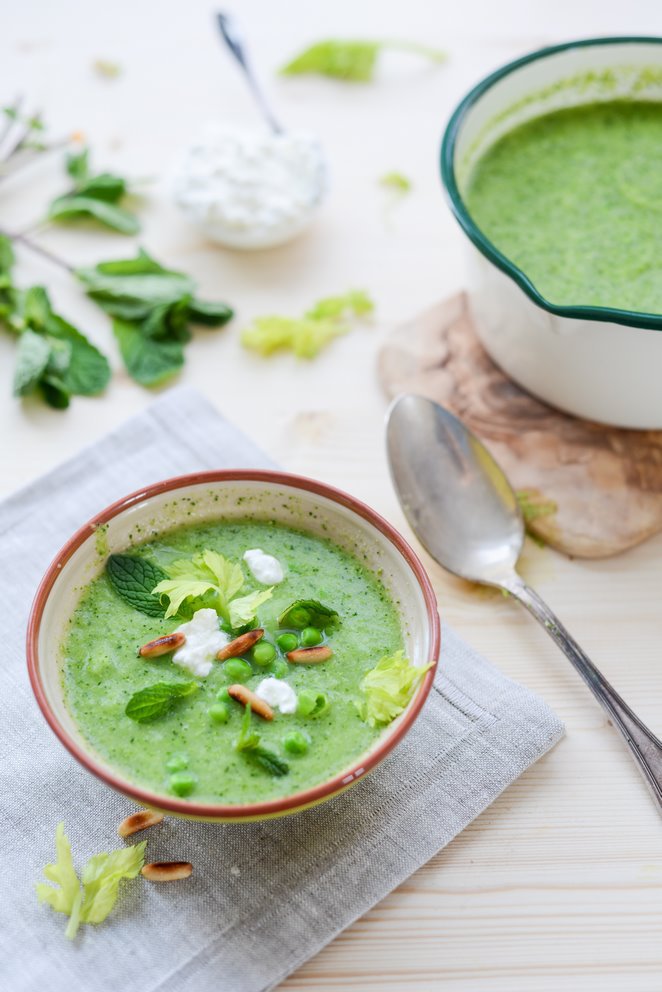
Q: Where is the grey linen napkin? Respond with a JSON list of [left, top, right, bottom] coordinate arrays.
[[0, 387, 563, 992]]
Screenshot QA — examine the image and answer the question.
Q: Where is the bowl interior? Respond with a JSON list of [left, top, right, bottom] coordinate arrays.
[[32, 474, 437, 818]]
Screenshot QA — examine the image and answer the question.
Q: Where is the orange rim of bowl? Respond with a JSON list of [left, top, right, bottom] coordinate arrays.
[[26, 469, 441, 821]]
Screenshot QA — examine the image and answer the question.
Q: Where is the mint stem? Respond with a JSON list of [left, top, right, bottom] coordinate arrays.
[[0, 227, 73, 272]]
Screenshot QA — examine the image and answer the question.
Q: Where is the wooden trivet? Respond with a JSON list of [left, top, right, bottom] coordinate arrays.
[[378, 292, 662, 558]]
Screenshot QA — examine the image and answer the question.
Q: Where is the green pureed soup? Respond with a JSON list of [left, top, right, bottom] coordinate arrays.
[[61, 519, 427, 805], [465, 100, 662, 313]]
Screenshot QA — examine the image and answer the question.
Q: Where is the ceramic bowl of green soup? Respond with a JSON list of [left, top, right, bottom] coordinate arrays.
[[442, 36, 662, 428], [27, 471, 439, 823]]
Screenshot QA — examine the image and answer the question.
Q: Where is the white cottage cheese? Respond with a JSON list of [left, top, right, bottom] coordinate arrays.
[[242, 548, 285, 585], [255, 677, 298, 714], [173, 124, 327, 249], [172, 608, 229, 678]]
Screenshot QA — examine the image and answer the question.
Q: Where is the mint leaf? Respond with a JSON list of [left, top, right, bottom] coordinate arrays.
[[77, 263, 195, 312], [0, 233, 15, 273], [51, 148, 139, 233], [75, 173, 126, 203], [106, 554, 168, 616], [76, 250, 233, 387], [66, 148, 90, 183], [187, 298, 234, 326], [39, 376, 71, 409], [47, 315, 111, 395], [23, 286, 52, 329], [125, 681, 198, 723], [235, 705, 289, 776], [113, 320, 184, 386], [13, 330, 51, 395], [96, 248, 168, 277], [246, 745, 290, 776], [48, 195, 140, 234], [278, 599, 339, 631]]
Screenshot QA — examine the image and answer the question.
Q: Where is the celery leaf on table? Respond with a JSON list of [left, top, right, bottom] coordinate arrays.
[[280, 39, 445, 82], [36, 823, 146, 939], [241, 289, 374, 359], [380, 171, 412, 194]]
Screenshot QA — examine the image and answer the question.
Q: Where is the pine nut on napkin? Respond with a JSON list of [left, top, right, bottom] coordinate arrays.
[[0, 387, 563, 992]]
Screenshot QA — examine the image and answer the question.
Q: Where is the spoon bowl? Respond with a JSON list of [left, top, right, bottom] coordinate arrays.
[[387, 394, 523, 585]]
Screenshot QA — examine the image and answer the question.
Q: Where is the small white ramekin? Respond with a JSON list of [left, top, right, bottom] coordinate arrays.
[[441, 37, 662, 429]]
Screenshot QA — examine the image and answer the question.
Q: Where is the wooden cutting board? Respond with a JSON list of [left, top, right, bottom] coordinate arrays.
[[378, 292, 662, 558]]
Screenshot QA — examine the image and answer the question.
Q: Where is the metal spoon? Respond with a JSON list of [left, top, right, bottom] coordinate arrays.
[[216, 12, 283, 134], [387, 393, 662, 811]]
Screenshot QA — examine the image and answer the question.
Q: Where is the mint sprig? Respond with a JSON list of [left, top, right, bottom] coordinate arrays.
[[235, 705, 289, 777], [125, 681, 198, 723], [2, 238, 111, 409], [76, 249, 233, 387], [47, 147, 140, 235], [106, 554, 168, 617]]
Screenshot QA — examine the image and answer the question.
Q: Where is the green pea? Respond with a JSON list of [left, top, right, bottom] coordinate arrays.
[[216, 686, 232, 702], [169, 771, 196, 797], [297, 691, 331, 719], [209, 702, 230, 724], [300, 626, 322, 647], [224, 658, 252, 681], [276, 632, 298, 653], [252, 641, 276, 667], [283, 731, 310, 755], [165, 753, 188, 773], [270, 658, 289, 679]]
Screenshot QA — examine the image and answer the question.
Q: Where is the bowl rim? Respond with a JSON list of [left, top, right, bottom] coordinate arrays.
[[26, 469, 441, 821], [440, 34, 662, 331]]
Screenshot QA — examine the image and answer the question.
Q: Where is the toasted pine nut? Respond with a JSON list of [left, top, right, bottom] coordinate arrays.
[[216, 628, 264, 661], [287, 646, 333, 664], [117, 809, 164, 838], [139, 632, 186, 658], [141, 861, 192, 882], [227, 683, 274, 720]]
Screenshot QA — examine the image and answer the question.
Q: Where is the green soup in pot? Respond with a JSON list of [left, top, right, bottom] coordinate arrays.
[[465, 100, 662, 313], [61, 518, 406, 805]]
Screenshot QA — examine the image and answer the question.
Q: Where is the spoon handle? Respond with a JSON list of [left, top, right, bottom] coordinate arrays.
[[505, 575, 662, 811], [216, 12, 283, 134]]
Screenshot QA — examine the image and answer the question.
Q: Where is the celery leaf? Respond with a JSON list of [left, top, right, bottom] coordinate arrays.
[[153, 549, 270, 627], [356, 650, 432, 727], [280, 39, 445, 82]]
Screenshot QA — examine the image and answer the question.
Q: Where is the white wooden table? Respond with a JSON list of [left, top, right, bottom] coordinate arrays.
[[3, 2, 661, 988]]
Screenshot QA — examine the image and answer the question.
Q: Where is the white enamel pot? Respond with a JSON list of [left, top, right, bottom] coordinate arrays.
[[441, 37, 662, 429]]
